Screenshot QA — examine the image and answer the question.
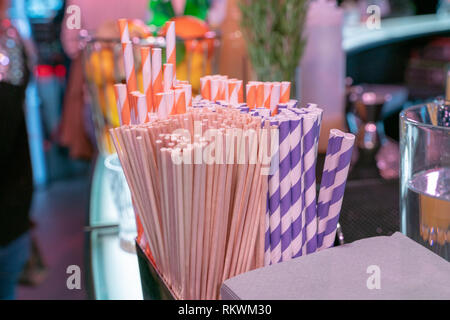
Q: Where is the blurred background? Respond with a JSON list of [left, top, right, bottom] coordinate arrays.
[[0, 0, 448, 300]]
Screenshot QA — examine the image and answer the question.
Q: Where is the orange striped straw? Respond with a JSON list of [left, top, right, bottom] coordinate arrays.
[[237, 80, 244, 103], [136, 93, 148, 123], [118, 19, 130, 43], [114, 84, 130, 125], [152, 48, 163, 108], [280, 81, 291, 103], [270, 82, 281, 116], [155, 92, 167, 119], [200, 76, 211, 100], [182, 84, 192, 107], [174, 88, 187, 114], [246, 83, 256, 109], [255, 82, 264, 108], [263, 82, 272, 108], [166, 21, 176, 85], [122, 41, 137, 96], [211, 77, 220, 102], [166, 90, 175, 116], [140, 47, 153, 113], [131, 91, 143, 124], [163, 63, 173, 92], [228, 80, 238, 105], [221, 78, 228, 101]]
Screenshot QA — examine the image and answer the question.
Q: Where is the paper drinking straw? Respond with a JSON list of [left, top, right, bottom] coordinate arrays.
[[263, 82, 272, 108], [222, 77, 229, 101], [288, 115, 303, 258], [152, 48, 163, 106], [114, 84, 130, 125], [121, 41, 137, 95], [166, 90, 175, 115], [268, 122, 281, 264], [280, 81, 290, 103], [140, 47, 153, 112], [278, 118, 293, 261], [118, 19, 130, 43], [270, 83, 281, 116], [319, 133, 355, 251], [166, 21, 176, 84], [237, 80, 244, 103], [246, 83, 256, 109], [256, 82, 264, 108], [183, 84, 192, 107], [200, 76, 211, 100], [136, 93, 148, 123], [156, 92, 167, 119], [211, 77, 220, 102], [228, 80, 238, 105], [164, 63, 174, 92], [316, 129, 344, 249], [309, 107, 324, 159], [174, 89, 186, 115], [301, 113, 319, 254], [129, 91, 140, 125]]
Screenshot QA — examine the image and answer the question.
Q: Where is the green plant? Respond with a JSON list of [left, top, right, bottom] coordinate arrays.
[[239, 0, 309, 86]]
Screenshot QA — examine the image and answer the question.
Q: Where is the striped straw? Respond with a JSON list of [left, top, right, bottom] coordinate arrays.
[[319, 133, 355, 251], [270, 83, 281, 116], [166, 90, 175, 115], [288, 115, 303, 258], [220, 77, 228, 101], [237, 80, 244, 103], [152, 48, 163, 108], [264, 196, 271, 266], [246, 83, 256, 109], [211, 77, 220, 102], [256, 82, 264, 108], [301, 113, 319, 254], [166, 21, 176, 84], [122, 41, 137, 95], [113, 84, 130, 125], [228, 80, 238, 106], [268, 121, 281, 264], [141, 47, 153, 112], [136, 93, 148, 123], [117, 19, 130, 43], [278, 118, 292, 261], [316, 129, 344, 248], [129, 91, 139, 124], [164, 63, 173, 92], [263, 82, 272, 109], [182, 84, 192, 107], [280, 82, 290, 103], [174, 88, 186, 115], [200, 77, 211, 100], [155, 92, 167, 119]]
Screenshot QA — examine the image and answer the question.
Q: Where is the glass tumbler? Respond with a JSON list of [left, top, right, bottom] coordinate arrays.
[[400, 102, 450, 261], [105, 153, 137, 253]]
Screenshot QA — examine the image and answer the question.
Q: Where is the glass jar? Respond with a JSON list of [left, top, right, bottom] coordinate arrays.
[[400, 102, 450, 261]]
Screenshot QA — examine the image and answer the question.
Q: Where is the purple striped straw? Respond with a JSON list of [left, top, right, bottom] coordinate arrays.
[[278, 118, 293, 261], [301, 113, 319, 254], [316, 129, 344, 248], [318, 133, 355, 251], [288, 115, 303, 258], [268, 120, 281, 264], [264, 196, 271, 266]]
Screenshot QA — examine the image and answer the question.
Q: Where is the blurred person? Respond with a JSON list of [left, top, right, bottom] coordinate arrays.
[[0, 0, 33, 300]]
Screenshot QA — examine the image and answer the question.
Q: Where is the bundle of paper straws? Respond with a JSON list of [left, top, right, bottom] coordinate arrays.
[[111, 107, 273, 299], [111, 20, 356, 300]]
